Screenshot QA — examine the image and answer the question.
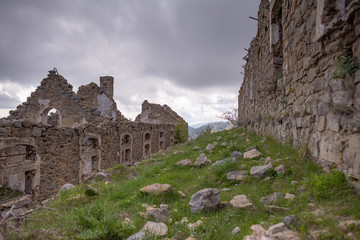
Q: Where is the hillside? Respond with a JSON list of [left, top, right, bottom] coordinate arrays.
[[6, 127, 360, 240], [188, 121, 234, 140]]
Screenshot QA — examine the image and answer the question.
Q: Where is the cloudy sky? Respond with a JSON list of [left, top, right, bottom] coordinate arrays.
[[0, 0, 260, 125]]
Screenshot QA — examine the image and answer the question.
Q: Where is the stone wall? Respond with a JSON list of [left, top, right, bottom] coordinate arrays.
[[0, 71, 180, 203], [238, 0, 360, 191]]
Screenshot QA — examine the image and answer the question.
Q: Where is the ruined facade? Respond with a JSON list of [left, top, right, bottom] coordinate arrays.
[[0, 70, 183, 204], [238, 0, 360, 190]]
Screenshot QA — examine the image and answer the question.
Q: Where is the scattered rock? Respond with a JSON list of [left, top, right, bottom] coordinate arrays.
[[281, 215, 297, 228], [264, 156, 272, 164], [85, 185, 99, 196], [216, 136, 222, 141], [227, 171, 248, 182], [250, 163, 273, 178], [185, 236, 196, 240], [178, 191, 186, 198], [206, 142, 218, 151], [173, 150, 184, 155], [94, 171, 111, 181], [176, 159, 193, 166], [263, 177, 271, 181], [211, 158, 230, 167], [149, 207, 170, 223], [243, 222, 301, 240], [232, 226, 240, 235], [193, 146, 201, 150], [187, 220, 203, 230], [260, 192, 284, 204], [128, 170, 138, 179], [261, 137, 266, 143], [275, 165, 286, 175], [59, 183, 75, 192], [231, 151, 242, 161], [245, 146, 258, 152], [291, 181, 298, 185], [221, 142, 228, 146], [193, 153, 212, 166], [220, 188, 231, 192], [244, 149, 263, 159], [128, 221, 168, 239], [140, 183, 172, 195], [265, 205, 290, 213], [143, 221, 168, 236], [339, 219, 360, 230], [189, 188, 221, 213], [285, 193, 295, 200], [230, 194, 254, 209]]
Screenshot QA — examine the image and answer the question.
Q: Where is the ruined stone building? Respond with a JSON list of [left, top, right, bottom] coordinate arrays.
[[238, 0, 360, 191], [0, 70, 186, 204]]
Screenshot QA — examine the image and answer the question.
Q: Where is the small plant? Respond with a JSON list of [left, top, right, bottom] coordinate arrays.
[[293, 112, 301, 118], [288, 87, 293, 94], [307, 170, 349, 200], [332, 104, 354, 115], [333, 51, 359, 79]]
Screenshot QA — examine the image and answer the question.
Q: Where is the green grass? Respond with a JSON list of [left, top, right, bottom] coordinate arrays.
[[6, 127, 360, 239]]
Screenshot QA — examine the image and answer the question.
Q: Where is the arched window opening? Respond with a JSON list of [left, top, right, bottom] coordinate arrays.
[[40, 108, 62, 127], [121, 135, 131, 145], [144, 133, 151, 141]]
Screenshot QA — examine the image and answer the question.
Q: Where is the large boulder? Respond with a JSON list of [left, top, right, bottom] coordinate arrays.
[[140, 183, 172, 195], [250, 164, 274, 178], [193, 153, 212, 166], [189, 188, 221, 213], [244, 149, 263, 159], [227, 171, 248, 182], [230, 194, 254, 209]]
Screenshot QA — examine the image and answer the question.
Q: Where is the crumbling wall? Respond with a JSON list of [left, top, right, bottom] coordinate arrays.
[[136, 100, 186, 125], [239, 0, 360, 191]]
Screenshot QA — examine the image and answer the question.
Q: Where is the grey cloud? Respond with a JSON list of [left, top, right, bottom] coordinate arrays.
[[0, 93, 20, 108]]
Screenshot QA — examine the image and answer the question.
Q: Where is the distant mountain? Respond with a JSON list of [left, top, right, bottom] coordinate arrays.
[[190, 122, 210, 128], [188, 121, 234, 140]]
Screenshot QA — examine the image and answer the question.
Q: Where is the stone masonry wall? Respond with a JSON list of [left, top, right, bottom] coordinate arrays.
[[239, 0, 360, 191], [0, 71, 180, 203]]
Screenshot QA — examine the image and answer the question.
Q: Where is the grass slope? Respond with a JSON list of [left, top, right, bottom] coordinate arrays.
[[8, 127, 360, 240]]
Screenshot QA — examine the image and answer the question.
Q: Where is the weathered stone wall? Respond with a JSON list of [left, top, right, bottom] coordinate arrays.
[[0, 71, 180, 203], [0, 119, 175, 202], [239, 0, 360, 191], [8, 70, 125, 128]]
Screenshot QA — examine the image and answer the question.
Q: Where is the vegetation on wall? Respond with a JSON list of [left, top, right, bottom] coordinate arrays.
[[333, 51, 359, 79]]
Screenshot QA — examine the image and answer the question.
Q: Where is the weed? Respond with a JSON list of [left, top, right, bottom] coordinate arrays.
[[333, 51, 359, 79], [332, 104, 354, 115]]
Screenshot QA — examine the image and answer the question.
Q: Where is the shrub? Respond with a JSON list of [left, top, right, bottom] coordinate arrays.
[[333, 52, 359, 79], [174, 119, 188, 144]]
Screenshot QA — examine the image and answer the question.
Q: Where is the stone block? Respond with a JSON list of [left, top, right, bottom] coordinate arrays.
[[317, 116, 326, 132], [0, 128, 8, 137], [13, 121, 22, 128], [343, 134, 360, 179], [332, 90, 353, 106], [309, 133, 320, 158], [32, 127, 42, 137], [301, 116, 311, 128], [327, 114, 340, 133]]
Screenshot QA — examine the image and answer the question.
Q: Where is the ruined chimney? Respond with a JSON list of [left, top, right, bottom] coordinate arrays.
[[100, 76, 114, 98]]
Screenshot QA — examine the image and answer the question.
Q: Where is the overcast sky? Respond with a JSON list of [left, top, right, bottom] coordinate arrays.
[[0, 0, 260, 125]]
